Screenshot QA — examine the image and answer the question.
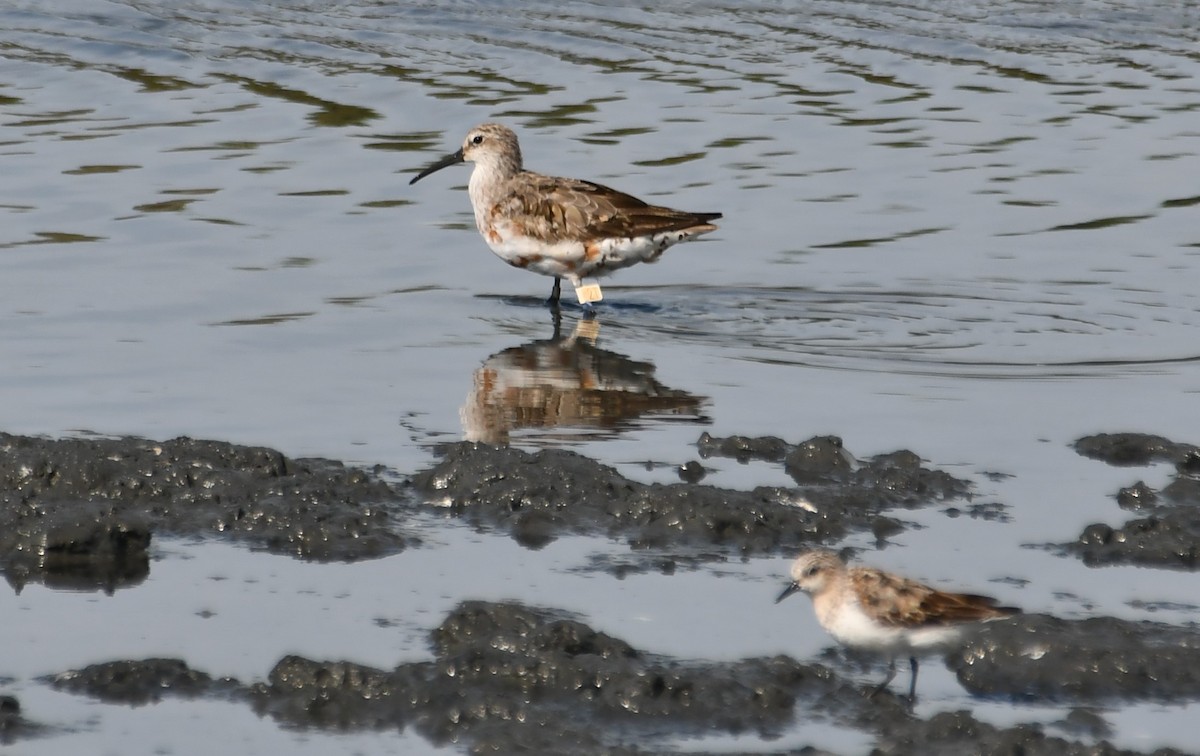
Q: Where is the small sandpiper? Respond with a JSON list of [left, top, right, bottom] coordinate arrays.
[[409, 123, 721, 307], [775, 549, 1019, 701]]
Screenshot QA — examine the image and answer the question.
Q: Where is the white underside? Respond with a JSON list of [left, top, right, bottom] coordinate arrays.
[[484, 226, 703, 283], [821, 595, 964, 655]]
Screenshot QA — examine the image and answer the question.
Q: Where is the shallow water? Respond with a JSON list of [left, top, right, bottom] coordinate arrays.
[[2, 0, 1200, 752]]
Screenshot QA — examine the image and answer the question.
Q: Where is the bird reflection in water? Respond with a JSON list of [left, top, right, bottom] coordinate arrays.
[[461, 316, 708, 444]]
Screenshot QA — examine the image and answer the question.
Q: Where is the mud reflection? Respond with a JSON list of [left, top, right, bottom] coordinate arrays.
[[461, 317, 708, 444], [2, 520, 150, 597]]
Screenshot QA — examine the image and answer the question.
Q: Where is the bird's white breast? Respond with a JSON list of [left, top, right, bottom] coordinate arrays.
[[482, 223, 693, 281], [483, 228, 588, 279], [818, 593, 963, 654]]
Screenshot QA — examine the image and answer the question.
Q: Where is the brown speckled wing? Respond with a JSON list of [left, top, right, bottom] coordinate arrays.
[[850, 567, 1018, 628], [495, 171, 720, 243]]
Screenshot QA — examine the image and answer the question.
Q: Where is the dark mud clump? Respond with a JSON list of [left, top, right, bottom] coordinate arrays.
[[952, 613, 1200, 702], [43, 658, 239, 705], [1062, 432, 1200, 569], [695, 432, 794, 464], [413, 434, 972, 559], [0, 695, 45, 745], [869, 709, 1185, 756], [696, 433, 971, 502], [1073, 433, 1197, 467], [0, 497, 151, 595], [0, 432, 412, 592], [253, 600, 823, 752]]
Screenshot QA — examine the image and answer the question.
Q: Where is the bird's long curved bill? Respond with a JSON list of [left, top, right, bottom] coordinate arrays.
[[409, 148, 464, 185], [775, 582, 801, 604]]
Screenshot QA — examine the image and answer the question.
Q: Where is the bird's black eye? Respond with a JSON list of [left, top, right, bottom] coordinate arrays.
[[804, 564, 821, 577], [471, 134, 484, 145]]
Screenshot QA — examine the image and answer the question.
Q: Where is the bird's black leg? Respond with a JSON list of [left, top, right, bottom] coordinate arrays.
[[546, 277, 562, 307], [549, 305, 563, 339], [906, 656, 919, 703], [869, 657, 898, 699]]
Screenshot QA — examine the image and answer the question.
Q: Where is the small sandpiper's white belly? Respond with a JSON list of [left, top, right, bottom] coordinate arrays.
[[824, 597, 963, 655]]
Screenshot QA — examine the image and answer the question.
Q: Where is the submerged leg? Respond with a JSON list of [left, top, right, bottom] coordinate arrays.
[[906, 656, 919, 702], [869, 657, 898, 699], [547, 277, 562, 306]]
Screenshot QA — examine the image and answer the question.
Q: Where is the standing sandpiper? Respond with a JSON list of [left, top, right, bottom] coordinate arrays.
[[775, 549, 1019, 701], [409, 123, 721, 307]]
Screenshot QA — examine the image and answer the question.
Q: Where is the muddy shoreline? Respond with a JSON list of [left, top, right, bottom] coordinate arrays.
[[3, 429, 1198, 753]]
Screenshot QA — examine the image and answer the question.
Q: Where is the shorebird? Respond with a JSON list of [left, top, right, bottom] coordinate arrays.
[[775, 549, 1019, 701], [409, 123, 721, 307]]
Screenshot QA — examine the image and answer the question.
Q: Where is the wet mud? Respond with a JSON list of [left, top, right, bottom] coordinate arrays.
[[30, 599, 1192, 756], [0, 431, 410, 592], [45, 658, 240, 706], [953, 613, 1200, 703], [413, 434, 970, 558], [4, 430, 1199, 753], [1061, 433, 1200, 570], [0, 694, 43, 746]]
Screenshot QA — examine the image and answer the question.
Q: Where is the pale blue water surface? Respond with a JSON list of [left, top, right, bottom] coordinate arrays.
[[2, 1, 1199, 752]]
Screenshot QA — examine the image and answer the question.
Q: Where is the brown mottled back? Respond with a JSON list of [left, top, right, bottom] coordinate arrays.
[[495, 172, 720, 244], [849, 567, 1019, 628]]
